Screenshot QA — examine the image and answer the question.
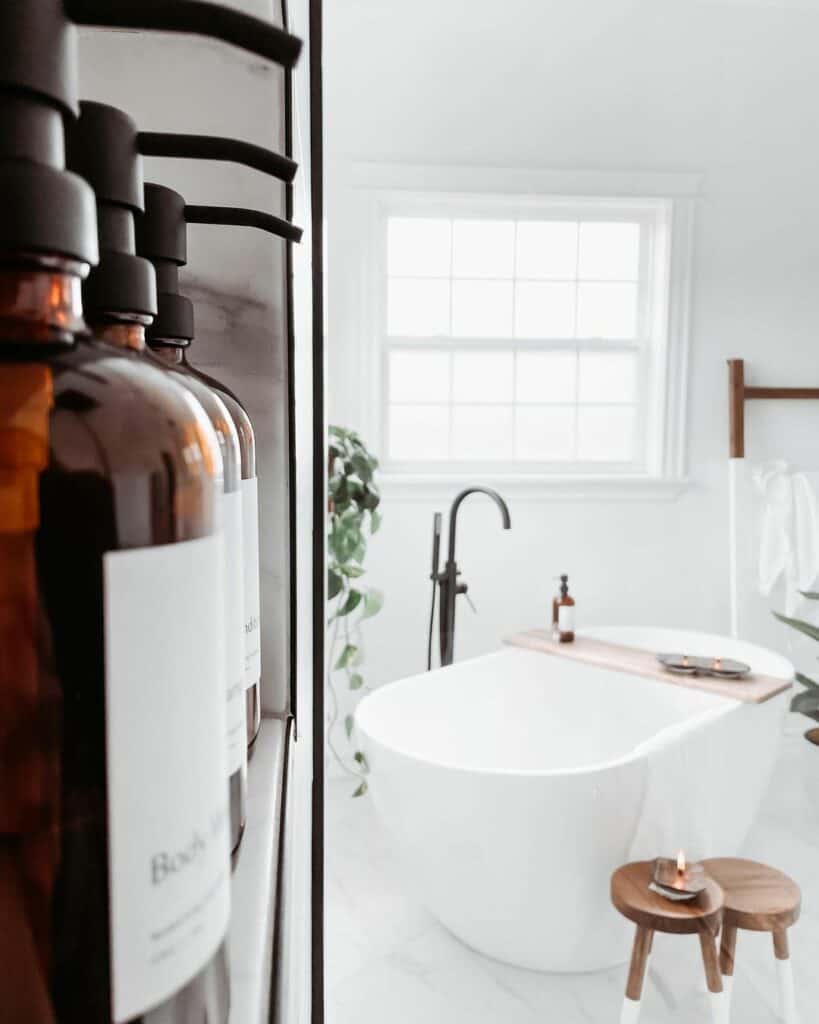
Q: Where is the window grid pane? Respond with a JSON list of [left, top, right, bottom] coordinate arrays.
[[383, 210, 651, 467]]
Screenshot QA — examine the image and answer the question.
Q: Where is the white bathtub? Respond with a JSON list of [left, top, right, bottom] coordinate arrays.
[[355, 627, 792, 972]]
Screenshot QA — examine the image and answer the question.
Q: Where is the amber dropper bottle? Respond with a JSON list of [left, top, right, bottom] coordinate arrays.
[[138, 185, 302, 750]]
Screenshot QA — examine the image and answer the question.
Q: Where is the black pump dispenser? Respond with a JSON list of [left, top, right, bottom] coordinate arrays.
[[66, 103, 157, 321], [0, 0, 301, 268], [138, 185, 196, 343], [138, 183, 302, 344], [0, 2, 97, 264]]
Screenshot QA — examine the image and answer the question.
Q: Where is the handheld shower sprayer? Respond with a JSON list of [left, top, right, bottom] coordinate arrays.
[[427, 513, 442, 671]]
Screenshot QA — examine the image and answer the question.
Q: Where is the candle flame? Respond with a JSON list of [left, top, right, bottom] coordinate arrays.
[[677, 850, 686, 874]]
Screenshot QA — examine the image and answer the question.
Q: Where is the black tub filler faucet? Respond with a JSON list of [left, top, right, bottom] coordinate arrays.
[[428, 487, 511, 669]]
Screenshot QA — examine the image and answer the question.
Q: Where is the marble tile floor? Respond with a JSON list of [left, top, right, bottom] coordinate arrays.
[[326, 721, 819, 1023]]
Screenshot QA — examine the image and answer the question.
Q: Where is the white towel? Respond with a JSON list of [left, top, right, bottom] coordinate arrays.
[[754, 461, 819, 615]]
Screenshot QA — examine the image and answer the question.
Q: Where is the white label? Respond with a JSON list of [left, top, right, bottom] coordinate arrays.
[[241, 476, 262, 690], [558, 604, 575, 634], [223, 490, 247, 774], [104, 535, 230, 1022]]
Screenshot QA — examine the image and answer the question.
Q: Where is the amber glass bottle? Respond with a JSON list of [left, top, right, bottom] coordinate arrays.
[[0, 9, 231, 1022], [145, 340, 249, 852], [177, 363, 261, 749], [67, 102, 248, 859], [0, 188, 233, 1024], [555, 575, 576, 643], [139, 184, 263, 751]]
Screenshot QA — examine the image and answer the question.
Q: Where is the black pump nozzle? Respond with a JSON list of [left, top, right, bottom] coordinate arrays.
[[185, 205, 303, 245], [137, 183, 301, 345], [64, 0, 302, 68], [138, 133, 297, 185]]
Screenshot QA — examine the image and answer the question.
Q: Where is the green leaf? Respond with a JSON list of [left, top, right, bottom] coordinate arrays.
[[334, 643, 358, 671], [344, 714, 354, 738], [342, 565, 365, 578], [352, 781, 368, 798], [328, 569, 343, 600], [796, 671, 819, 691], [349, 672, 364, 690], [340, 504, 361, 526], [801, 591, 819, 601], [353, 750, 370, 773], [361, 589, 384, 620], [774, 611, 819, 644], [353, 538, 367, 563], [370, 508, 382, 534], [791, 690, 819, 715], [351, 452, 373, 483], [336, 589, 362, 617]]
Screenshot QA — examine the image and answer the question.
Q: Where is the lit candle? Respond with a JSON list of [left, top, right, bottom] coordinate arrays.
[[675, 849, 686, 887], [714, 657, 722, 670], [682, 656, 689, 668]]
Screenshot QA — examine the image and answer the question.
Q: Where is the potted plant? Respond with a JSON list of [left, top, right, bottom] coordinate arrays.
[[775, 594, 819, 810], [326, 426, 383, 796]]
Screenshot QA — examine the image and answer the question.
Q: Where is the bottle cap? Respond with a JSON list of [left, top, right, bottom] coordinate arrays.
[[0, 2, 98, 265], [138, 184, 195, 343], [66, 103, 157, 319]]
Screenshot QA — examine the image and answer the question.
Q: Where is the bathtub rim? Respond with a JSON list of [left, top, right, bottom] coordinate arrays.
[[355, 669, 761, 782], [355, 629, 794, 781]]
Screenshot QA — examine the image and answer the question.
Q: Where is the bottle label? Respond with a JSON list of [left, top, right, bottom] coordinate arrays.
[[558, 604, 575, 634], [241, 476, 262, 689], [104, 535, 230, 1022], [223, 489, 247, 774]]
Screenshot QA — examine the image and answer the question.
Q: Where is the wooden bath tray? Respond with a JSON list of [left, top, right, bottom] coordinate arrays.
[[503, 630, 791, 704]]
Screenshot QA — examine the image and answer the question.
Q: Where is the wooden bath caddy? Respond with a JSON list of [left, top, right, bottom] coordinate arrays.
[[503, 630, 791, 704]]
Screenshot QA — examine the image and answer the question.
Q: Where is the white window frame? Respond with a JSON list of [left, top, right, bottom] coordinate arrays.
[[337, 163, 700, 500]]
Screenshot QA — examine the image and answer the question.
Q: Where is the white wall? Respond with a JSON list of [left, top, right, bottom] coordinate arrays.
[[325, 0, 819, 695]]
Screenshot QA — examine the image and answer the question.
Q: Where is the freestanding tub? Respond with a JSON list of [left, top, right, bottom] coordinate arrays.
[[354, 627, 792, 972]]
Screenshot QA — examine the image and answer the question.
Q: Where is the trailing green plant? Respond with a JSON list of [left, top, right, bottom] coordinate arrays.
[[775, 591, 819, 723], [327, 426, 383, 795]]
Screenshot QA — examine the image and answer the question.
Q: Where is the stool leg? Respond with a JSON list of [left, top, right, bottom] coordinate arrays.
[[720, 923, 737, 1013], [699, 931, 728, 1024], [621, 926, 652, 1024], [773, 930, 798, 1024]]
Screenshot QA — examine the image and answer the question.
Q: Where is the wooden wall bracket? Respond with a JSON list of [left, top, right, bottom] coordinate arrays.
[[727, 358, 819, 458]]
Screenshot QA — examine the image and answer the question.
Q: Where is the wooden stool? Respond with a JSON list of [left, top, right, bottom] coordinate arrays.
[[703, 858, 801, 1023], [611, 861, 727, 1024]]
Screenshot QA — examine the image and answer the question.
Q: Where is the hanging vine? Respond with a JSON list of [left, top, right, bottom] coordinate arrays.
[[327, 425, 383, 796]]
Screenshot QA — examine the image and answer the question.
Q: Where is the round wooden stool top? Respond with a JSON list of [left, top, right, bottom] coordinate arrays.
[[611, 861, 724, 937], [702, 858, 801, 933]]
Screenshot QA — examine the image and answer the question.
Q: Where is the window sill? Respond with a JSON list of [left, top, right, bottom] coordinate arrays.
[[377, 473, 691, 502]]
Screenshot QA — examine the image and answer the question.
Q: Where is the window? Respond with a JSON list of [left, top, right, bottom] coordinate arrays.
[[368, 186, 693, 487]]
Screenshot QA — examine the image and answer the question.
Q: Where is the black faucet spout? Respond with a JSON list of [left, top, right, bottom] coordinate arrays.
[[446, 486, 511, 565], [437, 487, 511, 668]]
